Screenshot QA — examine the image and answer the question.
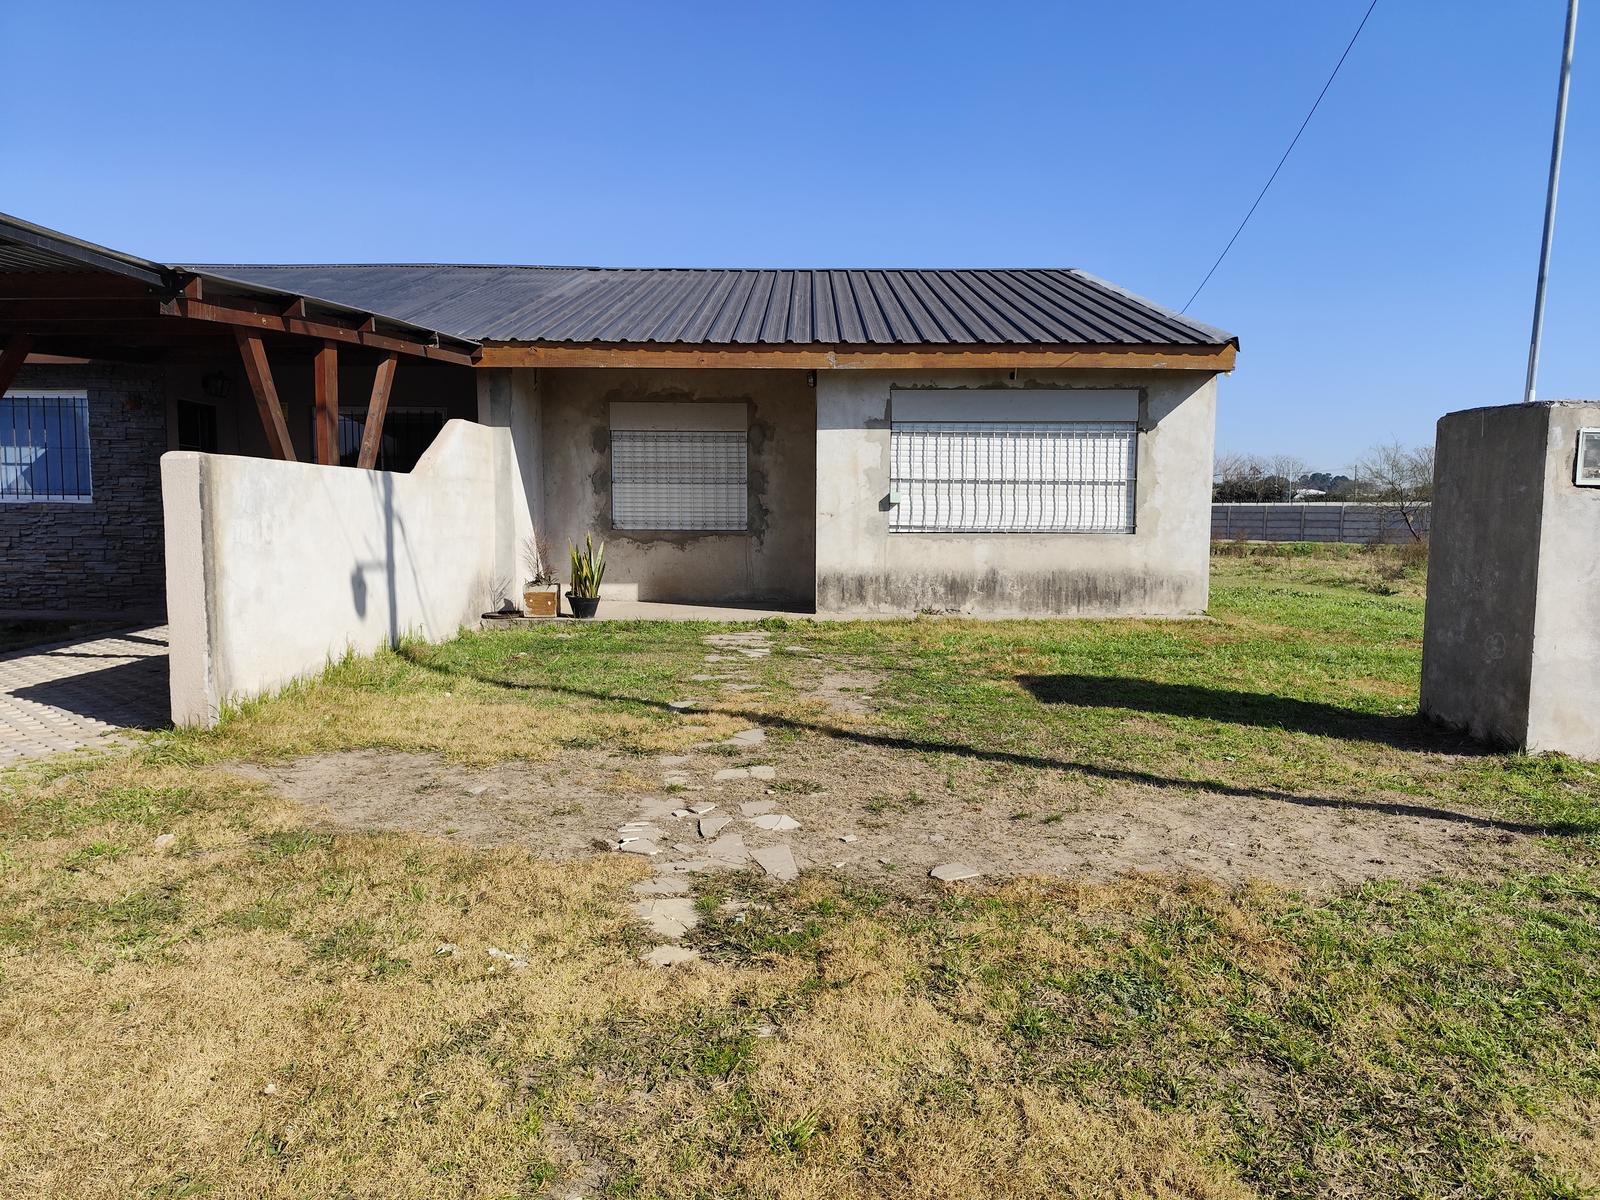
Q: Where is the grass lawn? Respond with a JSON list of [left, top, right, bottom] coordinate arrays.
[[2, 546, 1598, 1198]]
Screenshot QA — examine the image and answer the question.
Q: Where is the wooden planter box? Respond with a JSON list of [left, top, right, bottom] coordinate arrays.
[[522, 585, 560, 618]]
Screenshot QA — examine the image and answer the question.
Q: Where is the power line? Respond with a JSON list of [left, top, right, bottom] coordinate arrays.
[[1182, 0, 1381, 313]]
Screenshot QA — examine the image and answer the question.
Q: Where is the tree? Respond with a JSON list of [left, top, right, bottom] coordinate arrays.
[[1353, 441, 1435, 541]]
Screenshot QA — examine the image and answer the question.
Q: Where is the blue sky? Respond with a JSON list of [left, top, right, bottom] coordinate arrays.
[[4, 1, 1593, 468]]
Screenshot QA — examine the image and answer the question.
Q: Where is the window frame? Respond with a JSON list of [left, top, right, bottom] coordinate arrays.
[[609, 426, 751, 533], [0, 389, 94, 505], [888, 419, 1139, 535]]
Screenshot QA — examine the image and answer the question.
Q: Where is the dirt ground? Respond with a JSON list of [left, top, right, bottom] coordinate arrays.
[[236, 729, 1536, 896], [238, 630, 1539, 894]]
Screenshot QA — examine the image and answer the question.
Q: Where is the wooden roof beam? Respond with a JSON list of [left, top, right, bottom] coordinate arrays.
[[160, 296, 477, 366]]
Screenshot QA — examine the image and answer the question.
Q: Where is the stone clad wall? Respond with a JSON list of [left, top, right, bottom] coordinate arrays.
[[0, 364, 168, 618]]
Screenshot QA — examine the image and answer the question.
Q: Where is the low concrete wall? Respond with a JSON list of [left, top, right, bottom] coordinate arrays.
[[1421, 401, 1600, 758], [162, 420, 515, 726], [815, 369, 1217, 616], [1212, 502, 1431, 544]]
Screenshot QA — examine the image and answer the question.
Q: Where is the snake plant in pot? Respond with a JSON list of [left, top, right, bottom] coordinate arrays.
[[566, 534, 606, 618]]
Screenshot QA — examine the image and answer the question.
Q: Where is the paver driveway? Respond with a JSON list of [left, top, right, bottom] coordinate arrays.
[[0, 626, 170, 764]]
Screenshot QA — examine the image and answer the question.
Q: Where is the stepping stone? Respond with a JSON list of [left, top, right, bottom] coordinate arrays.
[[740, 799, 776, 817], [632, 897, 701, 939], [713, 767, 750, 782], [749, 765, 776, 781], [617, 823, 667, 839], [688, 803, 717, 814], [699, 815, 733, 838], [751, 844, 798, 881], [929, 862, 983, 882], [634, 799, 679, 819], [726, 728, 766, 747], [641, 945, 700, 968], [668, 699, 703, 712], [724, 683, 763, 692], [705, 832, 749, 865], [632, 875, 690, 895], [661, 858, 716, 874], [663, 772, 691, 786], [748, 813, 799, 832], [660, 755, 692, 766], [615, 839, 661, 856]]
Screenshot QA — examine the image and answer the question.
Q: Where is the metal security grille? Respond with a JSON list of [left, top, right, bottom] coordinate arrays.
[[0, 392, 92, 502], [611, 429, 748, 531], [337, 408, 445, 472], [890, 421, 1136, 533]]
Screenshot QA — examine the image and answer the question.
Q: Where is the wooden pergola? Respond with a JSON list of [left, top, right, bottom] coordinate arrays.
[[0, 216, 480, 467]]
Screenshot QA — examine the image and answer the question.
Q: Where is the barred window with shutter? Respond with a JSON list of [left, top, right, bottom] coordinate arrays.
[[611, 429, 748, 531], [1, 392, 92, 503], [890, 421, 1136, 533]]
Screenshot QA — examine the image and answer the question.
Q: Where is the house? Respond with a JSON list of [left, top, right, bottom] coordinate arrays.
[[0, 213, 1236, 630]]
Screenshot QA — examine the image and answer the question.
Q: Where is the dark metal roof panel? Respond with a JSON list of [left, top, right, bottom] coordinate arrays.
[[180, 264, 1235, 348]]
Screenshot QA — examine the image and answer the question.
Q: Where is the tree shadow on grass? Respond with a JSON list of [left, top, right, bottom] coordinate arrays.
[[1016, 674, 1486, 754], [399, 646, 1594, 839]]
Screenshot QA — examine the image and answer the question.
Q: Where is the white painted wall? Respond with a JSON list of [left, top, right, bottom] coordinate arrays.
[[161, 419, 519, 727], [815, 369, 1218, 616]]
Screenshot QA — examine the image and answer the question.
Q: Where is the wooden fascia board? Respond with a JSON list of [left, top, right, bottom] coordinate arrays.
[[473, 342, 1236, 372]]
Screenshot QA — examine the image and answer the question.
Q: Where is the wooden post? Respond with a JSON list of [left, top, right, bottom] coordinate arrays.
[[313, 341, 339, 466], [0, 333, 34, 396], [356, 352, 397, 470], [234, 331, 297, 462]]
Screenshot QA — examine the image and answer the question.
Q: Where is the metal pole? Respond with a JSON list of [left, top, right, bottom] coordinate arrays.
[[1525, 0, 1580, 404]]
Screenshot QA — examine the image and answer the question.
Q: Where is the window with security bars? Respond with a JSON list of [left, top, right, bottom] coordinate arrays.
[[890, 422, 1136, 533], [1, 392, 92, 503], [611, 429, 748, 531], [335, 408, 445, 472]]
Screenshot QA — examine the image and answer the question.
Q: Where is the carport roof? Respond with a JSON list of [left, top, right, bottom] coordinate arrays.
[[183, 263, 1236, 349]]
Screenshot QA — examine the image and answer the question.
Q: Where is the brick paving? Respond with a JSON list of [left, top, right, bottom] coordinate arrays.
[[0, 626, 170, 764]]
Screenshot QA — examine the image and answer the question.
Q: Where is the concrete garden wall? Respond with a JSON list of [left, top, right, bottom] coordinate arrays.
[[162, 419, 520, 727], [1422, 400, 1600, 758], [814, 369, 1218, 616]]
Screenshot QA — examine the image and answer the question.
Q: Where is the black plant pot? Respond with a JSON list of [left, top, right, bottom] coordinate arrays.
[[566, 592, 601, 619]]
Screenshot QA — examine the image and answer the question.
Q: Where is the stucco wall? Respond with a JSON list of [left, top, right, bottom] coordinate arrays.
[[815, 369, 1218, 616], [1, 363, 168, 618], [162, 419, 519, 727], [1422, 400, 1600, 758], [530, 368, 816, 606]]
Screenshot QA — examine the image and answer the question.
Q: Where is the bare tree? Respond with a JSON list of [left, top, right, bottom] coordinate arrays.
[[1354, 441, 1435, 541], [1214, 452, 1273, 501], [1266, 454, 1309, 496]]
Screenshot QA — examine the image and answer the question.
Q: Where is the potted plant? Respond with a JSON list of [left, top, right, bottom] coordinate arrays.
[[521, 534, 559, 618], [567, 534, 605, 619]]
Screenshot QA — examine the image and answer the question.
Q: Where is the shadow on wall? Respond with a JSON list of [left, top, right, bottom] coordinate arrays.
[[1016, 673, 1478, 753], [399, 649, 1575, 837], [342, 465, 434, 647]]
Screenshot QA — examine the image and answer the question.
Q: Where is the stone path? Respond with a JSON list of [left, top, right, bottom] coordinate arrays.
[[611, 625, 981, 965], [619, 627, 799, 966], [0, 626, 170, 764]]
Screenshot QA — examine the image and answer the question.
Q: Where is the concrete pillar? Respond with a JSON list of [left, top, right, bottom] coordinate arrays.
[[1421, 401, 1600, 758]]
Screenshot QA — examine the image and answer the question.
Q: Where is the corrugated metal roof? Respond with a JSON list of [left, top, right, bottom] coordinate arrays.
[[185, 264, 1235, 348]]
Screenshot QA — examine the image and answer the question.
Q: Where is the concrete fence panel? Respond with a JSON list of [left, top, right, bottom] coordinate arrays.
[[162, 420, 518, 727], [1211, 503, 1431, 544]]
